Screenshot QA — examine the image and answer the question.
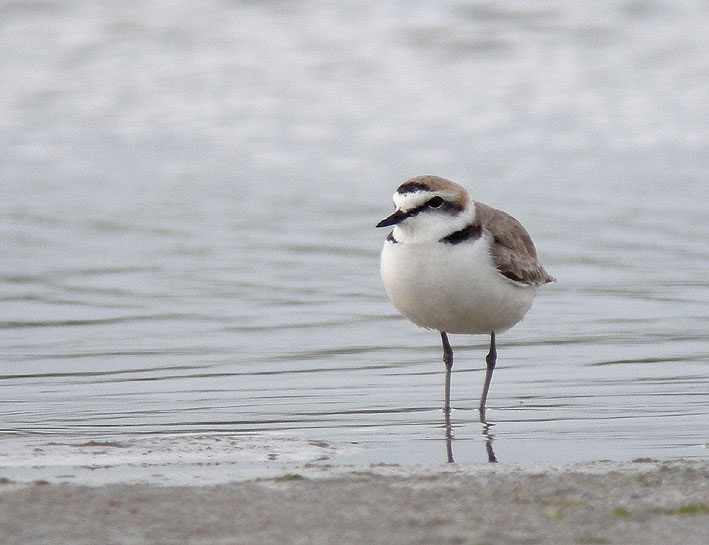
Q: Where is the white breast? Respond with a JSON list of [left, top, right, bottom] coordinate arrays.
[[380, 234, 536, 335]]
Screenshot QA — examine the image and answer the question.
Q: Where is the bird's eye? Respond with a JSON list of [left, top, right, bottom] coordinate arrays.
[[427, 196, 444, 208]]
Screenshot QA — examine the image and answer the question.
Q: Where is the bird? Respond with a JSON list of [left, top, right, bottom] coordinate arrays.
[[376, 175, 554, 416]]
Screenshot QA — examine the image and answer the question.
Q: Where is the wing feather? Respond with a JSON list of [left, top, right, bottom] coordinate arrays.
[[474, 201, 555, 286]]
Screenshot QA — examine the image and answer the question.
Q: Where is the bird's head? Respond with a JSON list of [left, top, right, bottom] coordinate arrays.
[[377, 175, 473, 242]]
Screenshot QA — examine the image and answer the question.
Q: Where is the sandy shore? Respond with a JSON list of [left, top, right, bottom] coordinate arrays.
[[1, 460, 707, 545]]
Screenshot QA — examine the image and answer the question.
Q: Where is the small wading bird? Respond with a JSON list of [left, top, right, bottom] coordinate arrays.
[[377, 175, 554, 415]]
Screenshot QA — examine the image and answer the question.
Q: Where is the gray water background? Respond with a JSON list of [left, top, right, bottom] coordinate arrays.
[[1, 0, 708, 481]]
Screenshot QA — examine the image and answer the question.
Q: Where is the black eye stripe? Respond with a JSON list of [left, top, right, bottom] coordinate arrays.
[[401, 199, 463, 220]]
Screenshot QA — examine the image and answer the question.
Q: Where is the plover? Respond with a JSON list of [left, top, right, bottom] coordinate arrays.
[[377, 175, 554, 414]]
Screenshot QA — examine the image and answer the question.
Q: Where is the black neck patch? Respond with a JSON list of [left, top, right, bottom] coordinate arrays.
[[386, 231, 398, 244], [440, 223, 482, 245]]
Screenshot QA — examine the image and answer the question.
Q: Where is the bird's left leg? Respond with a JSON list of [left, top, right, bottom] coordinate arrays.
[[479, 331, 496, 414], [441, 331, 453, 413]]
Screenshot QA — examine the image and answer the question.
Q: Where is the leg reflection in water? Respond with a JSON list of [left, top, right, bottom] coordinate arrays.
[[480, 411, 497, 463], [443, 410, 497, 463]]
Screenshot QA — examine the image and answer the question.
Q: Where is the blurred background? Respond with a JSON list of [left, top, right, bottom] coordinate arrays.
[[1, 1, 708, 480]]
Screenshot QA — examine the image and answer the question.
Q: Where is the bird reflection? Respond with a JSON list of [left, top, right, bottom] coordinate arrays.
[[480, 409, 498, 463], [443, 409, 497, 463]]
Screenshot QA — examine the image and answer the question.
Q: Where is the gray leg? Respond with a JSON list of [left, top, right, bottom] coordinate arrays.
[[444, 409, 454, 463], [479, 331, 496, 413], [440, 331, 453, 413]]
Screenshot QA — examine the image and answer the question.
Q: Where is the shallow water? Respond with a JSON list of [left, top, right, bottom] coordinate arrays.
[[1, 0, 708, 483]]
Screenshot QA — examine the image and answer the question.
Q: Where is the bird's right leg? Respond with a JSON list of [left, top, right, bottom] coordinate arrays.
[[441, 331, 453, 413]]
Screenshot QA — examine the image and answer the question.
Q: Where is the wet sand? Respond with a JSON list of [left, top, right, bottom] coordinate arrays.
[[1, 460, 707, 544]]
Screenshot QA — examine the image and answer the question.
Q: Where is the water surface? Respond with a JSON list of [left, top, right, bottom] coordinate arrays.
[[1, 0, 708, 483]]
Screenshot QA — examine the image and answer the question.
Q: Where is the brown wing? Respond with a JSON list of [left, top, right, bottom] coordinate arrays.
[[474, 201, 555, 286]]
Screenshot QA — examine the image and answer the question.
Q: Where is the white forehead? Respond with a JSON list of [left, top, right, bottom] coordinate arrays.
[[392, 190, 430, 211], [392, 188, 468, 212], [392, 176, 469, 211]]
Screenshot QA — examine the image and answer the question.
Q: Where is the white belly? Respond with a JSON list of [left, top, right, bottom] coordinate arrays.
[[380, 236, 536, 334]]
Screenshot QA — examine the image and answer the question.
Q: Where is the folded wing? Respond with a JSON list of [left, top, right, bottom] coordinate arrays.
[[474, 201, 555, 286]]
